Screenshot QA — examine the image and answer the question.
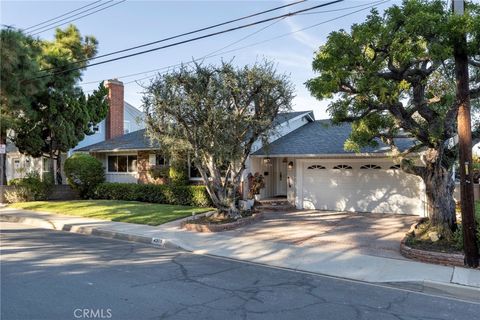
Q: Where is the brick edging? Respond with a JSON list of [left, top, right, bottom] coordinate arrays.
[[400, 221, 465, 267], [181, 212, 263, 232]]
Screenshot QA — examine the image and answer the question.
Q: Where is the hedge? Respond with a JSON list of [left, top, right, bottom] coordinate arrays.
[[93, 182, 212, 207]]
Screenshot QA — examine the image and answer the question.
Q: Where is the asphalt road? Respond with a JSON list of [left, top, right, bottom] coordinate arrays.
[[1, 222, 479, 320]]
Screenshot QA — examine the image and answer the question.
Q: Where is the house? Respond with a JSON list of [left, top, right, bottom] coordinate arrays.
[[77, 103, 427, 216], [246, 111, 426, 216], [5, 79, 144, 183]]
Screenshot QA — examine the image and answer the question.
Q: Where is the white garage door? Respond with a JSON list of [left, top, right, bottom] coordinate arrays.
[[301, 162, 425, 215]]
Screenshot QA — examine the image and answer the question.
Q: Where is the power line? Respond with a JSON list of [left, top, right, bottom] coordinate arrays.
[[30, 0, 126, 36], [82, 17, 286, 86], [23, 0, 104, 31], [81, 0, 388, 88], [29, 0, 344, 80], [39, 0, 308, 73]]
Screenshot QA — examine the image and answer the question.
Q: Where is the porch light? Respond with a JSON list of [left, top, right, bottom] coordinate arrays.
[[263, 157, 272, 165], [282, 157, 288, 163], [288, 161, 294, 169]]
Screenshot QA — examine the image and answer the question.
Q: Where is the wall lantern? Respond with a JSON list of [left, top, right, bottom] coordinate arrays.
[[282, 157, 288, 163], [288, 161, 294, 169], [263, 157, 272, 165]]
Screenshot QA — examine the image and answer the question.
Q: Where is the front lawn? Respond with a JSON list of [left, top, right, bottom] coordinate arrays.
[[8, 200, 212, 226]]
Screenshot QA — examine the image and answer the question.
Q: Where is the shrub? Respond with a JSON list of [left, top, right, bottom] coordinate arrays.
[[168, 159, 188, 185], [64, 153, 105, 198], [5, 171, 51, 202], [453, 204, 480, 251], [93, 183, 211, 207]]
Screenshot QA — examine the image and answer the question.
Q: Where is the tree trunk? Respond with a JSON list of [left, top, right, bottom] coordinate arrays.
[[0, 135, 6, 185], [56, 152, 62, 185], [423, 165, 457, 239]]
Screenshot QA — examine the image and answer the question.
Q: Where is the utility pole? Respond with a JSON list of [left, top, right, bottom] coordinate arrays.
[[452, 0, 479, 268]]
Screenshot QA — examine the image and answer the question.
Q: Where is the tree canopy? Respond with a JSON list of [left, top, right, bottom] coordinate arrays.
[[307, 0, 480, 237], [3, 25, 109, 183], [144, 61, 293, 216]]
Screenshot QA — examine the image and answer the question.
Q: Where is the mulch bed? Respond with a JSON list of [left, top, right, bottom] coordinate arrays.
[[400, 219, 466, 267]]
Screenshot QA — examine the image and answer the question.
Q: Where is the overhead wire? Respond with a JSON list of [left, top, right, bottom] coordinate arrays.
[[29, 0, 127, 36], [28, 0, 344, 80], [81, 0, 389, 90], [38, 0, 309, 73], [23, 0, 104, 31]]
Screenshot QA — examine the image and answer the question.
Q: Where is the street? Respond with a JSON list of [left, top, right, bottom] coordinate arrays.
[[1, 222, 479, 320]]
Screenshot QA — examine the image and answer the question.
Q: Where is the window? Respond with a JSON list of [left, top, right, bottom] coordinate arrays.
[[124, 121, 130, 134], [156, 155, 167, 166], [360, 164, 382, 169], [42, 158, 51, 172], [108, 155, 137, 172], [307, 165, 326, 170], [390, 164, 401, 170], [333, 164, 353, 170], [189, 162, 202, 179]]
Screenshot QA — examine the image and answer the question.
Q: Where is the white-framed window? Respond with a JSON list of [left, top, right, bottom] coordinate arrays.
[[307, 165, 326, 170], [360, 164, 382, 170], [124, 121, 131, 134], [189, 161, 202, 179], [42, 157, 51, 172], [333, 164, 353, 170], [108, 155, 137, 173]]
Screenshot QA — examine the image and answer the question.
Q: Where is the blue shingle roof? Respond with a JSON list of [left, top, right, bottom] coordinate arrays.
[[252, 120, 416, 156], [76, 129, 158, 152]]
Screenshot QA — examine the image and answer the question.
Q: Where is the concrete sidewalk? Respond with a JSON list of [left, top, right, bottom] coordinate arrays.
[[1, 207, 479, 299]]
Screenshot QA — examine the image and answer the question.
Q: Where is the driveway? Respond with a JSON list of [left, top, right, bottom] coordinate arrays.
[[225, 210, 419, 260]]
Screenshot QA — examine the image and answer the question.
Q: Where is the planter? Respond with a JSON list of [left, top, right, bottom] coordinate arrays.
[[181, 212, 263, 232]]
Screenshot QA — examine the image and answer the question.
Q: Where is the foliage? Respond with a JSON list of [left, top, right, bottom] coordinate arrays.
[[454, 202, 480, 251], [8, 25, 108, 183], [306, 0, 480, 238], [143, 61, 293, 217], [8, 200, 211, 226], [5, 171, 51, 202], [248, 172, 265, 198], [168, 159, 189, 186], [148, 165, 170, 180], [93, 183, 212, 207], [64, 153, 105, 198]]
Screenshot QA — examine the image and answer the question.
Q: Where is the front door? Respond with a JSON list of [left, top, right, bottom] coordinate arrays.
[[276, 160, 288, 196]]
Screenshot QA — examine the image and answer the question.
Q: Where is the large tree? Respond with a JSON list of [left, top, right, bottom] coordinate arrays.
[[144, 62, 293, 217], [11, 25, 109, 183], [307, 0, 480, 238], [0, 28, 44, 184]]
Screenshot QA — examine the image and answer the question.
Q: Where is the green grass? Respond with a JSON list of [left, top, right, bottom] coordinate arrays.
[[8, 200, 212, 226]]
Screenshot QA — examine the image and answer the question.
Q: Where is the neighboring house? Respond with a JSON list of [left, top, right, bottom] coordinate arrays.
[[5, 79, 144, 183]]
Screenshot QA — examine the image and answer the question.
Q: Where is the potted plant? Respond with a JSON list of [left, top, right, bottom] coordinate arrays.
[[248, 172, 265, 202]]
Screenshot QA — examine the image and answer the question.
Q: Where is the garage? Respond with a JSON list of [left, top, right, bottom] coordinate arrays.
[[298, 159, 426, 215]]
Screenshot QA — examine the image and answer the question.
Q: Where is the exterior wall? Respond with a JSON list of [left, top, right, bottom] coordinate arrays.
[[137, 151, 166, 184], [5, 152, 67, 184], [250, 113, 311, 154], [73, 120, 106, 152], [124, 103, 145, 134]]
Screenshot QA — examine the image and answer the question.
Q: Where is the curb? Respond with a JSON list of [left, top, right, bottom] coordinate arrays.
[[0, 213, 185, 251]]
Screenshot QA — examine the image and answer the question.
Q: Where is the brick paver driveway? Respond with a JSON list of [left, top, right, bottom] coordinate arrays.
[[225, 210, 419, 260]]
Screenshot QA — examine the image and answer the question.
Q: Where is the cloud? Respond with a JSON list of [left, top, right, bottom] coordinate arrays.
[[255, 50, 311, 69], [283, 18, 323, 51]]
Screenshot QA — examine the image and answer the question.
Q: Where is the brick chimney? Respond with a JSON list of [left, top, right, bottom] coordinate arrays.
[[104, 79, 124, 140]]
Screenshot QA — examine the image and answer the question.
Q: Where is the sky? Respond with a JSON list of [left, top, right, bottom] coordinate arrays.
[[1, 0, 401, 118]]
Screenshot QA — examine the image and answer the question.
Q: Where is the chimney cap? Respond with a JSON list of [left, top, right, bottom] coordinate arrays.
[[104, 79, 123, 86]]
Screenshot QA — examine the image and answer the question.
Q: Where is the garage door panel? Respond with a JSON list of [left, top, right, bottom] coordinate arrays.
[[302, 164, 425, 215]]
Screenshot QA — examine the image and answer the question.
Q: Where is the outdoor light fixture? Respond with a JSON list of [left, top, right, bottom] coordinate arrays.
[[282, 157, 288, 163], [263, 157, 272, 165], [288, 161, 294, 169]]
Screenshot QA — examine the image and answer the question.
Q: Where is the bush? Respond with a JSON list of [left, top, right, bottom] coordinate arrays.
[[6, 172, 51, 202], [64, 153, 105, 199], [93, 182, 212, 207], [453, 204, 480, 251]]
